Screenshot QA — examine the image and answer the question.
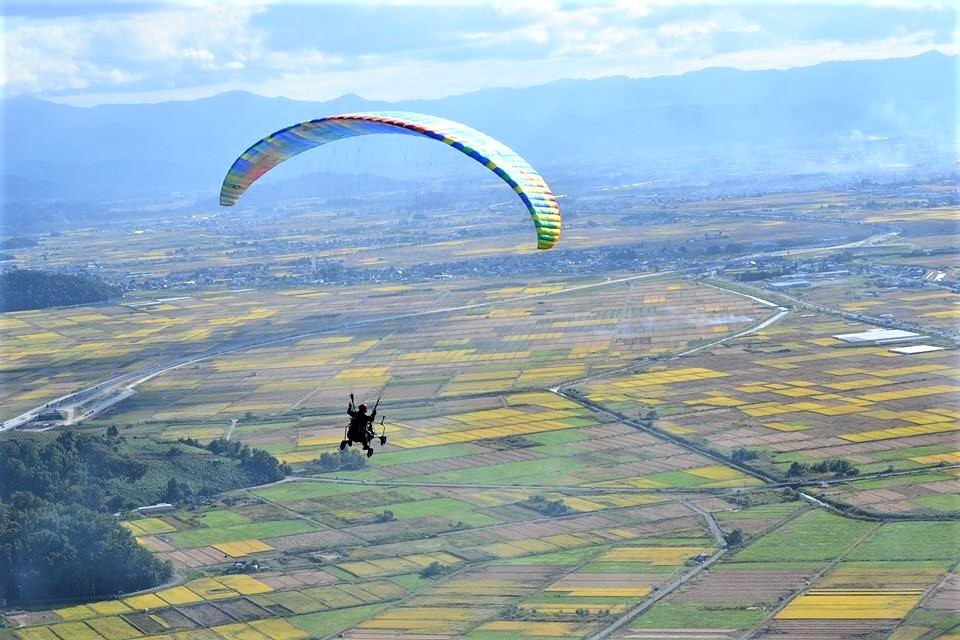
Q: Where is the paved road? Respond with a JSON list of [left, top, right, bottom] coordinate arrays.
[[736, 230, 901, 262], [709, 276, 960, 343]]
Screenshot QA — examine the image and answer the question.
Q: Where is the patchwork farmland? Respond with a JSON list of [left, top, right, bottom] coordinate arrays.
[[2, 183, 958, 640]]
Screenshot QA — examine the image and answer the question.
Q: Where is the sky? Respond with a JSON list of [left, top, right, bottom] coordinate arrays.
[[2, 0, 957, 106]]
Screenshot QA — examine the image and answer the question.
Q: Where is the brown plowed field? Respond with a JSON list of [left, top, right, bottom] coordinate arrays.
[[672, 569, 818, 604], [754, 619, 895, 639], [155, 609, 198, 629], [924, 572, 960, 609], [122, 613, 166, 635], [266, 528, 356, 550], [179, 602, 234, 627], [214, 598, 273, 622], [375, 448, 544, 479], [258, 569, 339, 589]]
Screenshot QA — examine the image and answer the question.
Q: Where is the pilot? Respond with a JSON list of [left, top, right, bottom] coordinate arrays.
[[347, 401, 377, 451]]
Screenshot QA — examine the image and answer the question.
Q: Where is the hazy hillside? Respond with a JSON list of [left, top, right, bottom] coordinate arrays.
[[1, 52, 955, 206]]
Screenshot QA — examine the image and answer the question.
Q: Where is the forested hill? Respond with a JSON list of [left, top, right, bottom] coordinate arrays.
[[0, 269, 120, 311], [0, 430, 290, 602]]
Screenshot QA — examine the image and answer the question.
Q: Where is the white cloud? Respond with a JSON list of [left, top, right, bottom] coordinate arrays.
[[5, 1, 956, 104], [2, 3, 267, 95], [0, 23, 142, 93], [658, 16, 761, 38]]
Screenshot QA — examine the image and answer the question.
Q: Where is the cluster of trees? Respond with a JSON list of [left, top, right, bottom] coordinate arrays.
[[0, 432, 172, 601], [419, 561, 447, 578], [498, 435, 536, 449], [637, 409, 658, 428], [787, 458, 860, 478], [735, 269, 783, 282], [522, 495, 573, 517], [0, 269, 120, 311], [573, 607, 612, 618], [1, 431, 148, 513], [731, 448, 760, 464], [178, 437, 291, 484], [308, 448, 367, 472], [725, 528, 745, 547], [204, 438, 291, 483]]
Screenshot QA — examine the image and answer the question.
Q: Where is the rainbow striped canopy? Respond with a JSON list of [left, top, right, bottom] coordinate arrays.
[[220, 111, 561, 250]]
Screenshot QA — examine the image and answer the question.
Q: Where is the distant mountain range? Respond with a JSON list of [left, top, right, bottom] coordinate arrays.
[[1, 51, 955, 208]]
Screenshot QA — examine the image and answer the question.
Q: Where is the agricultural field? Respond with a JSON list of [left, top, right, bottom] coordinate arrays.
[[1, 272, 770, 423], [57, 274, 763, 429], [621, 514, 958, 640], [4, 201, 864, 281], [801, 282, 960, 335], [0, 279, 459, 421], [575, 310, 959, 516], [3, 184, 958, 640], [0, 274, 789, 639]]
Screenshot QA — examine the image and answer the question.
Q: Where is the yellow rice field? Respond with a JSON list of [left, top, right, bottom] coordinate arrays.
[[776, 589, 924, 619], [597, 546, 713, 565], [212, 539, 274, 557]]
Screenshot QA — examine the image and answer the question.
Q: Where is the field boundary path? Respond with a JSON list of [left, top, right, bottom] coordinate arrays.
[[259, 462, 960, 498], [584, 501, 729, 640], [744, 520, 883, 639]]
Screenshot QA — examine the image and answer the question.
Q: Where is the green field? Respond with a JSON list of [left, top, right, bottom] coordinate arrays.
[[252, 481, 370, 502], [847, 521, 960, 561], [631, 603, 770, 629], [375, 497, 501, 527], [370, 443, 477, 466], [290, 604, 389, 638], [733, 511, 875, 562], [166, 519, 318, 548], [195, 509, 250, 527]]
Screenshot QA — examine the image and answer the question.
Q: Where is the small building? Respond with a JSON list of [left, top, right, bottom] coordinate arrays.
[[833, 329, 923, 345], [769, 280, 811, 289], [889, 344, 946, 355], [136, 502, 175, 515]]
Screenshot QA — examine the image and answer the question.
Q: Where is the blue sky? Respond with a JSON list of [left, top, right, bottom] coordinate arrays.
[[2, 1, 957, 105]]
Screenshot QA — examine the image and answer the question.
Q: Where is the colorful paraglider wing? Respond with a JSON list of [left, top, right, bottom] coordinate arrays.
[[220, 111, 561, 249]]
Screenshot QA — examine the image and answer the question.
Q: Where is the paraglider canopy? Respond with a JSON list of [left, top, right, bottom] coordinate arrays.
[[220, 111, 561, 250]]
